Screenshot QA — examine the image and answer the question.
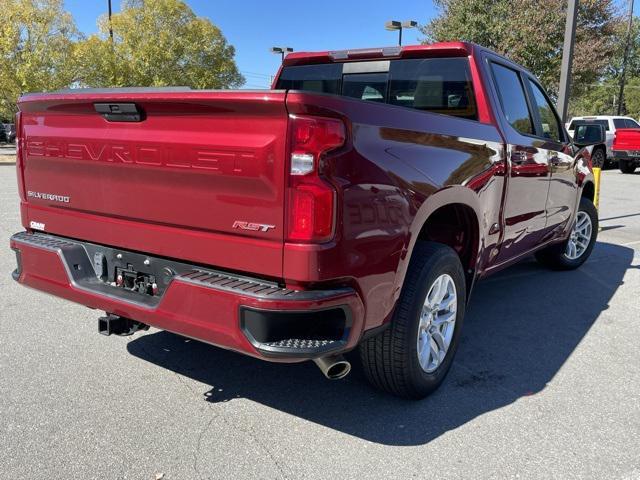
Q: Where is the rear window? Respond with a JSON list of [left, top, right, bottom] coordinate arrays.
[[388, 58, 476, 119], [569, 119, 609, 131], [342, 73, 388, 103], [276, 63, 342, 95], [275, 57, 477, 120]]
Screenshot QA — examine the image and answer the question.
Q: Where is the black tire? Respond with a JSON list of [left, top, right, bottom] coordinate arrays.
[[535, 197, 598, 270], [359, 242, 466, 399], [591, 147, 606, 169], [620, 160, 637, 174]]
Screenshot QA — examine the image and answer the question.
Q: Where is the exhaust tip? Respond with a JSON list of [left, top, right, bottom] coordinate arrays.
[[314, 355, 351, 380], [326, 360, 351, 379]]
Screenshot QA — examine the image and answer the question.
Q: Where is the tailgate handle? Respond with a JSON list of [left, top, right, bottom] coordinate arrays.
[[94, 103, 144, 122]]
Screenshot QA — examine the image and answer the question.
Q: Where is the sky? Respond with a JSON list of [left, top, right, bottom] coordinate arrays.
[[64, 1, 640, 89], [64, 0, 437, 88]]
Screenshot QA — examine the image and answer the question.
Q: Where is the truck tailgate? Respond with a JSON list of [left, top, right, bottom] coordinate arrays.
[[613, 128, 640, 151], [17, 90, 289, 278]]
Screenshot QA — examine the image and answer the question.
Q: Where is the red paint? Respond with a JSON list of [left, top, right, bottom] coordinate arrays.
[[11, 43, 594, 362], [10, 241, 364, 362], [612, 128, 640, 151]]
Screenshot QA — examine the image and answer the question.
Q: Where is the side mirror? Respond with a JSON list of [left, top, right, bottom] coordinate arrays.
[[573, 123, 605, 146]]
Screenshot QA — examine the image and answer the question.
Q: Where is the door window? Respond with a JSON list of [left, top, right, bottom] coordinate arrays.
[[528, 81, 562, 142], [568, 119, 609, 131], [491, 63, 534, 135]]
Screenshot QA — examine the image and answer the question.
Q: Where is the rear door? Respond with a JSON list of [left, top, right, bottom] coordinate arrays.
[[524, 77, 577, 235], [18, 91, 289, 277], [488, 60, 551, 263]]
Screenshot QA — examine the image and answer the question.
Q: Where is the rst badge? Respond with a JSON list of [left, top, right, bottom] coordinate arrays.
[[232, 221, 275, 232]]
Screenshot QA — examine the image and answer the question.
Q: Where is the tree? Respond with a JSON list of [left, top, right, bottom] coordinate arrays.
[[624, 78, 640, 119], [570, 80, 618, 117], [75, 0, 244, 89], [422, 0, 619, 98], [569, 16, 640, 118], [0, 0, 79, 120]]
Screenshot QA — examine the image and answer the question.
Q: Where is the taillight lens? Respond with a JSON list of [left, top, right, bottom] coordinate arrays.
[[15, 111, 26, 201], [287, 115, 345, 243]]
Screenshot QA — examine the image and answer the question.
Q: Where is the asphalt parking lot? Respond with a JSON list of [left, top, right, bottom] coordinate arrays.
[[1, 165, 639, 480]]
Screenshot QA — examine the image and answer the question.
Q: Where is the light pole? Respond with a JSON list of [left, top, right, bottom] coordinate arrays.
[[385, 20, 418, 46], [557, 0, 578, 123], [271, 46, 294, 63], [617, 0, 635, 115], [107, 0, 113, 41]]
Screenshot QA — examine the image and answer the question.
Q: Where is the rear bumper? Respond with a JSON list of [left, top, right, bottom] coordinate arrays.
[[10, 232, 364, 362], [612, 150, 640, 161]]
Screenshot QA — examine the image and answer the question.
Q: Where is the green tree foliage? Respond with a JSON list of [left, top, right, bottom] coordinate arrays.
[[570, 17, 640, 118], [422, 0, 619, 97], [570, 80, 619, 117], [75, 0, 244, 89], [0, 0, 79, 120], [624, 78, 640, 119]]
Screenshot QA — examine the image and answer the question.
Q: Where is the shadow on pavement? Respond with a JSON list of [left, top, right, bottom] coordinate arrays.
[[127, 241, 634, 446]]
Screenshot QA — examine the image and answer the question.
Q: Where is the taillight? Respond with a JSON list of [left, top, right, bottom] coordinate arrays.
[[15, 111, 26, 201], [286, 115, 345, 243]]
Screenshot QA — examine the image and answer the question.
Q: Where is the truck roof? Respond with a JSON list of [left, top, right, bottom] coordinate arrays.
[[282, 42, 477, 67], [569, 115, 636, 121]]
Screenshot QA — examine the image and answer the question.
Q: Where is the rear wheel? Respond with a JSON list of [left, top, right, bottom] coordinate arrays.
[[591, 147, 606, 169], [359, 242, 466, 399], [535, 197, 598, 270], [620, 160, 637, 174]]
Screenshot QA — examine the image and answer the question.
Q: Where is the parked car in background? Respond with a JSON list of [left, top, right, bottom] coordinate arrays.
[[612, 127, 640, 173], [11, 42, 602, 399], [566, 116, 639, 168], [1, 123, 16, 144]]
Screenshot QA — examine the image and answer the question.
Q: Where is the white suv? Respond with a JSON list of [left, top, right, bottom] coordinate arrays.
[[566, 116, 640, 168]]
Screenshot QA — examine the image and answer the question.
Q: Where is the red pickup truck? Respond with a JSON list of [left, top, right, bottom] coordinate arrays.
[[612, 127, 640, 173], [10, 42, 602, 399]]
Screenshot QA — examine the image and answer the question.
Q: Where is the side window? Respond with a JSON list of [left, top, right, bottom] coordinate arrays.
[[491, 63, 534, 135], [613, 118, 628, 129], [625, 119, 640, 128], [529, 81, 562, 142]]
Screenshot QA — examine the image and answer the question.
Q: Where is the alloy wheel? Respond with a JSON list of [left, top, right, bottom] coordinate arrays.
[[417, 274, 457, 373], [565, 211, 592, 260]]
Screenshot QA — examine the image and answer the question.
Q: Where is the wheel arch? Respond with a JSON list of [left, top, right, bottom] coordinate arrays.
[[394, 187, 484, 303], [581, 180, 595, 203]]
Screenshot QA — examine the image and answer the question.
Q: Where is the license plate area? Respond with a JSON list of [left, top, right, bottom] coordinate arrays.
[[114, 265, 157, 296]]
